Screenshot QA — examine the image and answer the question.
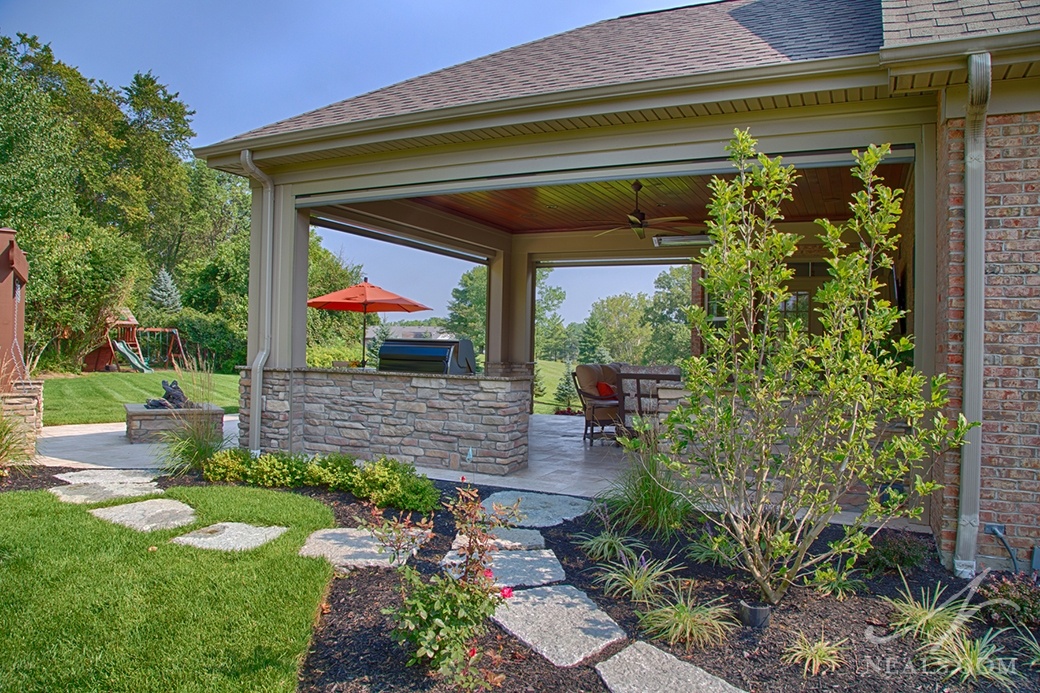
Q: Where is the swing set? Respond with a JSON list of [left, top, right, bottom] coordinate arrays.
[[82, 309, 186, 372]]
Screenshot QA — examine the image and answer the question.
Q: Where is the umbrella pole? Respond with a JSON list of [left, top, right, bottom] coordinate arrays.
[[361, 311, 368, 369]]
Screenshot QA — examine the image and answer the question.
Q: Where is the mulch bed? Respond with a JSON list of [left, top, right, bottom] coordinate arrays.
[[11, 467, 1039, 692], [0, 464, 81, 492]]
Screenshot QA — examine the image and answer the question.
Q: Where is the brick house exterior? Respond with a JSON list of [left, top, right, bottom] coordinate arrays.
[[199, 0, 1040, 575]]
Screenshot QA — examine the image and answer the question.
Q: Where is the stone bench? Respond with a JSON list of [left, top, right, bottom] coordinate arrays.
[[124, 403, 225, 444]]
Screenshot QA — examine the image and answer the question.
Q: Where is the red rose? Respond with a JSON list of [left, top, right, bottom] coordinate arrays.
[[500, 586, 513, 599]]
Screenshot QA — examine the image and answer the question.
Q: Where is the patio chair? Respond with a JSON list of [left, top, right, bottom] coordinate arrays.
[[573, 363, 626, 444]]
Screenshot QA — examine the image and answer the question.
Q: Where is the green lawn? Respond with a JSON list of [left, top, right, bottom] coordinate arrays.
[[534, 360, 569, 414], [0, 485, 334, 692], [43, 371, 242, 426]]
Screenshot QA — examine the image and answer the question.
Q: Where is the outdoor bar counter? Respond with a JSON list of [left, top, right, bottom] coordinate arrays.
[[238, 366, 532, 475]]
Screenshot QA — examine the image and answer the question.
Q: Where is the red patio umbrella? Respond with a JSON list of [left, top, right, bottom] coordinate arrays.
[[307, 277, 431, 368]]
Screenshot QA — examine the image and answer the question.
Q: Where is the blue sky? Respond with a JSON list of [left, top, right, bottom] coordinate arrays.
[[0, 0, 697, 322]]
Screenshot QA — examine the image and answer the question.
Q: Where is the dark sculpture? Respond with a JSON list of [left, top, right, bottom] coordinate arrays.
[[144, 380, 193, 409]]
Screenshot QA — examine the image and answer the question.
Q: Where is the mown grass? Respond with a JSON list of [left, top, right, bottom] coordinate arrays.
[[533, 359, 568, 414], [42, 371, 242, 426], [0, 485, 334, 692]]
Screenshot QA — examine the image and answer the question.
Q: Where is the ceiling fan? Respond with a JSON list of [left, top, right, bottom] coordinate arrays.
[[594, 180, 688, 240]]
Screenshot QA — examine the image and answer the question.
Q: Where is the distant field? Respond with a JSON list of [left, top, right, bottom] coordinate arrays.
[[42, 371, 241, 426]]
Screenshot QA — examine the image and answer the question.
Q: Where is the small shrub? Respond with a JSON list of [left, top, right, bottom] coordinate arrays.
[[352, 457, 440, 513], [781, 631, 848, 677], [244, 452, 309, 488], [574, 530, 647, 564], [593, 552, 681, 604], [202, 448, 251, 482], [884, 574, 975, 644], [918, 628, 1017, 689], [382, 483, 519, 689], [161, 409, 228, 475], [0, 411, 31, 477], [305, 453, 357, 491], [977, 571, 1040, 629], [807, 564, 863, 602], [600, 435, 691, 539], [638, 583, 737, 651], [862, 531, 931, 577]]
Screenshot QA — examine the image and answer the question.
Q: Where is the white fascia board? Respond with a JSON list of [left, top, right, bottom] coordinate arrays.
[[193, 54, 884, 163]]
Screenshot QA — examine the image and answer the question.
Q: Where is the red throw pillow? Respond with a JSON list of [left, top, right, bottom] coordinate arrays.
[[596, 381, 616, 397]]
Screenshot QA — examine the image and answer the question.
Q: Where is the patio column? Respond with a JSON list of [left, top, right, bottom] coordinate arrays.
[[485, 248, 535, 375], [267, 190, 309, 369]]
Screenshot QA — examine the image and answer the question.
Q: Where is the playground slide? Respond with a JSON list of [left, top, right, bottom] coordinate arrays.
[[113, 340, 153, 373]]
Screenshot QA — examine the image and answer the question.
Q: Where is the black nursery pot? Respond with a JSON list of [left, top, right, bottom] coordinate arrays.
[[738, 600, 772, 629]]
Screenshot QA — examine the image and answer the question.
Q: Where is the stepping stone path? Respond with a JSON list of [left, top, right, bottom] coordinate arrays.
[[596, 641, 747, 693], [481, 491, 590, 528], [300, 527, 428, 570], [442, 546, 565, 588], [492, 584, 626, 667], [172, 522, 288, 551], [90, 498, 196, 532], [50, 469, 163, 504]]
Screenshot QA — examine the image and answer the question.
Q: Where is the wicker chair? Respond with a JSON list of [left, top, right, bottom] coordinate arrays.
[[573, 363, 626, 444]]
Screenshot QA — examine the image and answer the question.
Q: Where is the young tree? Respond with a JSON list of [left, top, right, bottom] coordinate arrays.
[[554, 363, 577, 408], [149, 267, 182, 313], [642, 131, 970, 605]]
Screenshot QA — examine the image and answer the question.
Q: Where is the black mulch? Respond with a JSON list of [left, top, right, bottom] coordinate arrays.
[[0, 464, 80, 492], [10, 468, 1039, 692]]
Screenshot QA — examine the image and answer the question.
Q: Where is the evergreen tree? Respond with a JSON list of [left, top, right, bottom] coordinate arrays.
[[532, 364, 547, 399], [577, 315, 609, 364], [554, 363, 577, 408], [149, 267, 182, 312], [367, 322, 392, 365]]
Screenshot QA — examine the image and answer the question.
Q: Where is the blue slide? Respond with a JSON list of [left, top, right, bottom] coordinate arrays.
[[113, 340, 152, 373]]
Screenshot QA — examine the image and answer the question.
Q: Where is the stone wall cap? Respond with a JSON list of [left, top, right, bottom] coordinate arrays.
[[124, 402, 226, 413], [256, 367, 531, 382]]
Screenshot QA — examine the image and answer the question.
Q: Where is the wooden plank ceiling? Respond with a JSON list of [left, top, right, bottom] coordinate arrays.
[[414, 163, 910, 235]]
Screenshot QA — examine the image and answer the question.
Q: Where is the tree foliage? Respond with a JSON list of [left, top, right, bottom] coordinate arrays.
[[637, 131, 971, 605], [588, 292, 651, 365]]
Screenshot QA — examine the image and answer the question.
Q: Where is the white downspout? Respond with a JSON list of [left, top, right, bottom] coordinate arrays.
[[953, 52, 991, 578], [240, 150, 274, 454]]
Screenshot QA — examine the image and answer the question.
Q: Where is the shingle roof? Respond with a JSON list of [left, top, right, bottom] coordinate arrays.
[[882, 0, 1040, 46], [226, 0, 882, 143]]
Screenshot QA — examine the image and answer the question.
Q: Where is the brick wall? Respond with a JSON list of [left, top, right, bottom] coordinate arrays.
[[934, 111, 1040, 571], [239, 368, 531, 475]]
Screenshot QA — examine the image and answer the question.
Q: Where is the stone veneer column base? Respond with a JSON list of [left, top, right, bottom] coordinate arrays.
[[0, 379, 42, 457]]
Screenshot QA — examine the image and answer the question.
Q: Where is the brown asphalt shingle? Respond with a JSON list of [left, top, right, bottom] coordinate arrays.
[[224, 0, 883, 144], [882, 0, 1040, 46]]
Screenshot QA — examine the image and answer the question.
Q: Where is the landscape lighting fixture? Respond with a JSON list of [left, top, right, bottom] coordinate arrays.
[[652, 234, 714, 248]]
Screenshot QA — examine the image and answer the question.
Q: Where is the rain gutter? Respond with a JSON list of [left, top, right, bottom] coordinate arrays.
[[953, 52, 990, 579], [240, 150, 274, 453]]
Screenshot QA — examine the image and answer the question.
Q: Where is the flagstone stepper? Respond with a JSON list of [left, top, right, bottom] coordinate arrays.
[[595, 641, 747, 693], [492, 584, 626, 667], [171, 522, 287, 551], [299, 527, 428, 570], [90, 498, 196, 532]]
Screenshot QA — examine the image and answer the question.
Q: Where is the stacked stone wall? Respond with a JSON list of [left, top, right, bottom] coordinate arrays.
[[935, 111, 1040, 571], [239, 368, 530, 475], [0, 379, 42, 457]]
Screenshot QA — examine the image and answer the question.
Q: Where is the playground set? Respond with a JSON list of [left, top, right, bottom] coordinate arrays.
[[82, 309, 185, 373]]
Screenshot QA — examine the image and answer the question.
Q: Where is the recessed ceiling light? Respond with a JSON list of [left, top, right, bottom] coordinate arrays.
[[545, 204, 558, 209]]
